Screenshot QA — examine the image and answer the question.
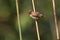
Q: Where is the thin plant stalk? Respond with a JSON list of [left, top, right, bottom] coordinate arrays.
[[15, 0, 22, 40], [32, 0, 40, 40], [52, 0, 59, 40]]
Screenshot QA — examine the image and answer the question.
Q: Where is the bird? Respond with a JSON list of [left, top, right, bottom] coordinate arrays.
[[29, 10, 43, 19]]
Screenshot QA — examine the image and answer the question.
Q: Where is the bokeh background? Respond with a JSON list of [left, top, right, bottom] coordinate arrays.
[[0, 0, 60, 40]]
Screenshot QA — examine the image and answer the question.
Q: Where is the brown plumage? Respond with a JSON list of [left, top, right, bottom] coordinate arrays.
[[29, 10, 43, 19]]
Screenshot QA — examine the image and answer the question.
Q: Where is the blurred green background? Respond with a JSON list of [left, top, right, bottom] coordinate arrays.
[[0, 0, 60, 40]]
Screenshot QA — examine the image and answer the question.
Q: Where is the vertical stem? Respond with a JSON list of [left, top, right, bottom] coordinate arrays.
[[16, 0, 22, 40], [35, 20, 40, 40], [32, 0, 36, 12], [32, 0, 40, 40], [52, 0, 59, 40]]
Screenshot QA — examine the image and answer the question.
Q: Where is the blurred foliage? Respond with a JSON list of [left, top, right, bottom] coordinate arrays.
[[0, 0, 60, 40]]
